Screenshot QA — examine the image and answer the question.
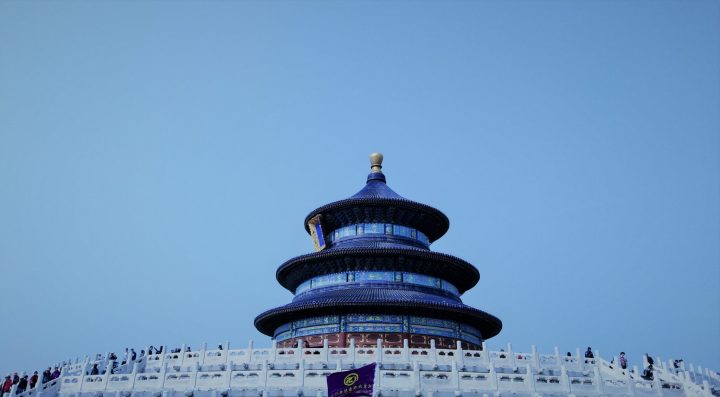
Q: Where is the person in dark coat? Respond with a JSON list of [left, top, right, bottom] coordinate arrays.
[[585, 347, 594, 359], [673, 359, 683, 371], [646, 354, 654, 366], [16, 375, 27, 394], [41, 369, 50, 385], [642, 365, 654, 380]]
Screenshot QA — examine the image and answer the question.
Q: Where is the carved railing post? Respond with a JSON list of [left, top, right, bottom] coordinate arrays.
[[296, 339, 304, 357], [488, 363, 498, 392], [429, 340, 436, 365], [322, 339, 329, 362], [593, 365, 604, 394], [349, 339, 356, 364], [376, 340, 383, 364], [554, 346, 561, 366], [560, 365, 571, 394], [526, 364, 535, 393], [456, 341, 464, 367]]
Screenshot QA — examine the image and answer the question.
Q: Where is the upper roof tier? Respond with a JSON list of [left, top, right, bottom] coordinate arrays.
[[303, 153, 450, 244]]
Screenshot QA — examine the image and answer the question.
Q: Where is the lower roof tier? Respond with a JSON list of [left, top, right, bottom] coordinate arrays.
[[275, 247, 481, 294], [254, 286, 502, 340]]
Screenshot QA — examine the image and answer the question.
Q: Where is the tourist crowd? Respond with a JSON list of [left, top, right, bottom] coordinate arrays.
[[1, 367, 60, 397], [0, 345, 165, 397]]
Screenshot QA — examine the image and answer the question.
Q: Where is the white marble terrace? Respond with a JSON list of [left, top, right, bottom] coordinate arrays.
[[9, 340, 719, 397]]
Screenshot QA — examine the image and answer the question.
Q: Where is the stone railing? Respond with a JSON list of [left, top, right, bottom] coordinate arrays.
[[39, 340, 714, 397]]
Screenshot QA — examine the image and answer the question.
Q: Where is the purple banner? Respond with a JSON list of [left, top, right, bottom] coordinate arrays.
[[327, 363, 376, 397]]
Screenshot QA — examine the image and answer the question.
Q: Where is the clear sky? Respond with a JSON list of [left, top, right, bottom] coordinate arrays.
[[0, 0, 718, 377]]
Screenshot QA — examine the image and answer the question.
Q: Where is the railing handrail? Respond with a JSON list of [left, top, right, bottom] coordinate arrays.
[[51, 347, 675, 394], [18, 342, 709, 397]]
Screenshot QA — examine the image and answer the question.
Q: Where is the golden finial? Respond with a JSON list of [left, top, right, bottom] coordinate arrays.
[[369, 152, 384, 173]]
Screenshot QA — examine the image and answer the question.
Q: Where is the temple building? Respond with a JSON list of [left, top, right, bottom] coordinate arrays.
[[7, 153, 718, 397], [254, 153, 501, 349]]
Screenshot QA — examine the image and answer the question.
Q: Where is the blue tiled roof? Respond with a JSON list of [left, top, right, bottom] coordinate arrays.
[[275, 247, 480, 294], [303, 171, 450, 243], [327, 238, 428, 250], [254, 286, 502, 339], [349, 172, 405, 200]]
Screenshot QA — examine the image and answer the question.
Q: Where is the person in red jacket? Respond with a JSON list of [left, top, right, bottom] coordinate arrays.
[[2, 375, 13, 396], [29, 372, 38, 390]]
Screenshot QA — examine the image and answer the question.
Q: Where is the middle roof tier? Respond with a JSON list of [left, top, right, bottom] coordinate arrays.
[[275, 247, 481, 294]]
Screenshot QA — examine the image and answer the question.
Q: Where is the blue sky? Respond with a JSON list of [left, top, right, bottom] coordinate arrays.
[[0, 0, 718, 376]]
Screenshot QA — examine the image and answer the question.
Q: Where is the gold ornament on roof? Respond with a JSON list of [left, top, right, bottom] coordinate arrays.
[[369, 152, 384, 173]]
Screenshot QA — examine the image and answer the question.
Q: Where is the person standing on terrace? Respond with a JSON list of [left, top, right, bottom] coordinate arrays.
[[2, 376, 12, 397], [16, 374, 27, 394], [29, 372, 37, 390], [41, 369, 50, 384], [619, 352, 628, 370]]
